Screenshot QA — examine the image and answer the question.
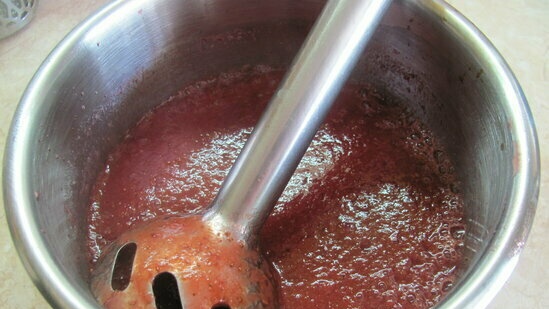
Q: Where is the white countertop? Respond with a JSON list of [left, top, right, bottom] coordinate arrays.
[[1, 0, 547, 308]]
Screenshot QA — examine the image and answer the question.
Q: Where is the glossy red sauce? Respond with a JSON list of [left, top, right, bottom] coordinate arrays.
[[91, 216, 277, 308], [88, 66, 465, 308]]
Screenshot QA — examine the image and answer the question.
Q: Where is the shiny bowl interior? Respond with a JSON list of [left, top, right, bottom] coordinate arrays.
[[3, 0, 539, 308]]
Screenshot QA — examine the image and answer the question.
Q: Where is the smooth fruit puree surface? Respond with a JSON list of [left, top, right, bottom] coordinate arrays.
[[88, 66, 465, 308]]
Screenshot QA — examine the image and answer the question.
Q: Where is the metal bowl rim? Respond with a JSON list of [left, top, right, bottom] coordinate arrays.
[[2, 1, 540, 308]]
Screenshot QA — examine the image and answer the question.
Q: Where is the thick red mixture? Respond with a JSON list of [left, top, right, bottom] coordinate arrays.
[[91, 216, 277, 308], [88, 66, 465, 308]]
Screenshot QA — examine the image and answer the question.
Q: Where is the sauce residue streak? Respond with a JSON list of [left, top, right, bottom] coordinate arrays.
[[91, 216, 277, 308], [88, 66, 465, 308]]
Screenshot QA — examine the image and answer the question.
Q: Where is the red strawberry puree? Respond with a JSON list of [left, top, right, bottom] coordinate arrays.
[[88, 66, 465, 308]]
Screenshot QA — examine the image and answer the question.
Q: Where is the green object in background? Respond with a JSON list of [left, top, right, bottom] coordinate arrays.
[[0, 0, 38, 39]]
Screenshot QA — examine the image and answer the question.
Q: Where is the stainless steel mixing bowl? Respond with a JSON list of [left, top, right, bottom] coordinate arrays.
[[3, 0, 539, 308]]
